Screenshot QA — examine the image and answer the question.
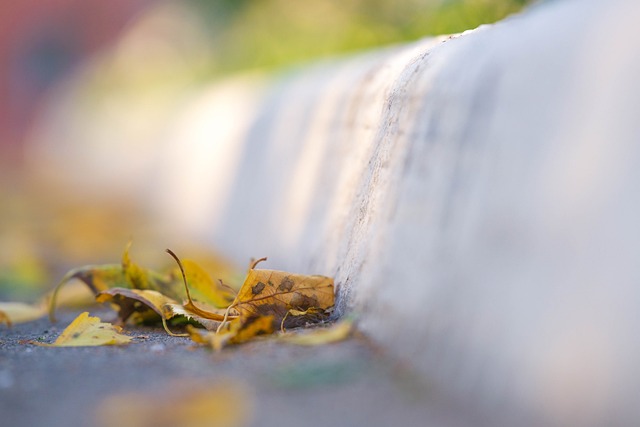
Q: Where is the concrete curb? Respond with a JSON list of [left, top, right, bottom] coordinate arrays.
[[27, 0, 640, 425]]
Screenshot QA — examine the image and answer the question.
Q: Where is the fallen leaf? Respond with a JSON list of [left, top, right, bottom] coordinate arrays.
[[95, 380, 251, 427], [189, 315, 276, 350], [212, 258, 334, 347], [279, 318, 354, 346], [0, 301, 47, 326], [31, 311, 132, 346], [173, 253, 335, 349], [229, 258, 334, 324], [50, 242, 240, 322]]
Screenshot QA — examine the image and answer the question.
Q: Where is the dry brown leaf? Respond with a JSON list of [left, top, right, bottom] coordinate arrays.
[[176, 255, 335, 349], [95, 380, 251, 427], [229, 258, 334, 324]]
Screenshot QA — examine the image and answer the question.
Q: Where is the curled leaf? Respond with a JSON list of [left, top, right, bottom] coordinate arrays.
[[49, 264, 126, 322], [32, 311, 132, 346], [96, 288, 179, 323]]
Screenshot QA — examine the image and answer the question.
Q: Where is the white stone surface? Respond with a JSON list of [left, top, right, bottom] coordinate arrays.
[[26, 0, 640, 425]]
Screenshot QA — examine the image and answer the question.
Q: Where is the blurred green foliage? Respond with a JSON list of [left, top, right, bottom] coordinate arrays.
[[186, 0, 536, 75]]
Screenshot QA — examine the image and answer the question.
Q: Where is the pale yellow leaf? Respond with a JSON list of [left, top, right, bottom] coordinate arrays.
[[33, 312, 132, 346], [0, 301, 47, 325], [279, 319, 354, 346]]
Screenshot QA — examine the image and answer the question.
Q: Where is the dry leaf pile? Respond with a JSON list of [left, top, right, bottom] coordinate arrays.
[[1, 242, 349, 349]]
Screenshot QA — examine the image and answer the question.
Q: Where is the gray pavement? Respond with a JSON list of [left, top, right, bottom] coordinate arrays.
[[0, 308, 468, 427]]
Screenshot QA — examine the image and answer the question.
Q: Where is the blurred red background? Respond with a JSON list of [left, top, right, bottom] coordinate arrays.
[[0, 0, 152, 168]]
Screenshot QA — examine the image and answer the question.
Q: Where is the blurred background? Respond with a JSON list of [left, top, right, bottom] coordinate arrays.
[[0, 0, 534, 301]]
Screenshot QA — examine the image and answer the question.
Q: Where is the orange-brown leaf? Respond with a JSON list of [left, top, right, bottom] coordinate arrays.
[[230, 268, 334, 324]]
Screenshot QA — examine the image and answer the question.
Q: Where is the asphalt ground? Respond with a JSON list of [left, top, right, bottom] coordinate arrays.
[[0, 307, 470, 427]]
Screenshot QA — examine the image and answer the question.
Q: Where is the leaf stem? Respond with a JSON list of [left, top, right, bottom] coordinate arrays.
[[165, 248, 195, 305]]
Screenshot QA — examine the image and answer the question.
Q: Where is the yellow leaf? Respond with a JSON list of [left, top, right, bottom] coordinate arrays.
[[0, 301, 47, 325], [188, 315, 275, 351], [181, 259, 236, 308], [95, 380, 250, 427], [165, 249, 238, 323], [218, 315, 275, 350], [279, 319, 354, 346], [186, 325, 211, 345], [33, 312, 132, 346]]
